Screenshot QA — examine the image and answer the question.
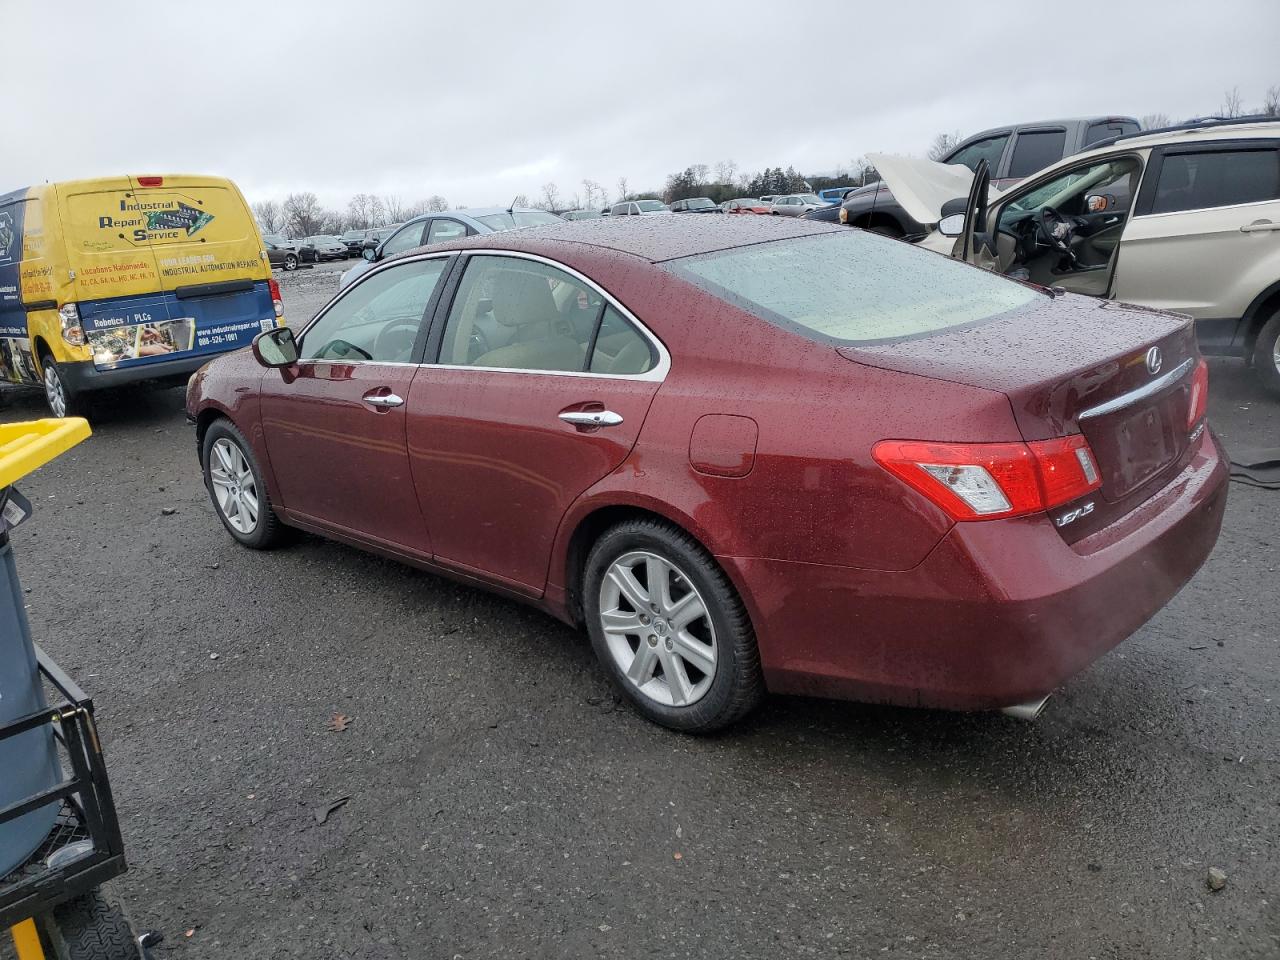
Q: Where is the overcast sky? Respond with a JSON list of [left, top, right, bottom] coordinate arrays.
[[5, 0, 1278, 211]]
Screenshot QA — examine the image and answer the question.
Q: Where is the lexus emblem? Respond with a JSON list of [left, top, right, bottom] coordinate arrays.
[[1145, 346, 1163, 375]]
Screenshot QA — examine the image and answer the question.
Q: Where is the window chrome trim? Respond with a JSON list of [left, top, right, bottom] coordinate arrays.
[[428, 248, 671, 383], [1077, 357, 1194, 420]]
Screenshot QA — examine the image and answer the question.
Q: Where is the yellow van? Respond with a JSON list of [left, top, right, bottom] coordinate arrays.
[[0, 175, 283, 416]]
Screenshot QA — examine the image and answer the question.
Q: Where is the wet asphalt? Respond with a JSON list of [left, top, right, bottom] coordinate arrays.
[[1, 258, 1276, 958]]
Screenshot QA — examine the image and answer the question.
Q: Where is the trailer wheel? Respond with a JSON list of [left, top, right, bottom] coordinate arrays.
[[39, 890, 141, 960]]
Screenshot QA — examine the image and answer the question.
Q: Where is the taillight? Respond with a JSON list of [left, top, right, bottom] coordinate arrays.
[[58, 303, 85, 346], [136, 176, 164, 187], [1187, 358, 1208, 429], [268, 278, 284, 319], [873, 435, 1102, 522]]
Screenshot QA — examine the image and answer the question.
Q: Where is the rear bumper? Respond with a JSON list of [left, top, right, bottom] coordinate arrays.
[[54, 353, 213, 394], [728, 431, 1229, 711]]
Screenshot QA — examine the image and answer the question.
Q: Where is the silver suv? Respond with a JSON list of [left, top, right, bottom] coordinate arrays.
[[882, 118, 1280, 393]]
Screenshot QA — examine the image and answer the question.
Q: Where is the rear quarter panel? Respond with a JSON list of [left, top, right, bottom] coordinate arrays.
[[530, 256, 1023, 578]]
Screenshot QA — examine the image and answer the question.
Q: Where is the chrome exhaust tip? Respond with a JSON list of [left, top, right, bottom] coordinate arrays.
[[999, 694, 1051, 721]]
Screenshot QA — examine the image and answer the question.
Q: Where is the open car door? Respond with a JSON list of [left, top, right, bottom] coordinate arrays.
[[956, 159, 995, 270]]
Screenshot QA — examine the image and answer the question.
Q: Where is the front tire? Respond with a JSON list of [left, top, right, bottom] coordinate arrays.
[[583, 518, 763, 732], [40, 354, 83, 418], [283, 254, 298, 271], [1253, 311, 1280, 396], [202, 419, 287, 549]]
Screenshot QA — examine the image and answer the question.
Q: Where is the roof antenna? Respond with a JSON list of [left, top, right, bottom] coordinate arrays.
[[507, 195, 518, 214]]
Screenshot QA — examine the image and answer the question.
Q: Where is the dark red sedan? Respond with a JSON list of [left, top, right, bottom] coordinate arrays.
[[186, 216, 1227, 732]]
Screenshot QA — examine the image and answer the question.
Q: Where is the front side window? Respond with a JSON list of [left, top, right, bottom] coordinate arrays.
[[1007, 129, 1068, 179], [670, 231, 1039, 344], [301, 258, 447, 363], [436, 256, 653, 374], [1004, 157, 1140, 220], [379, 222, 426, 257], [946, 134, 1011, 173], [1150, 148, 1280, 214]]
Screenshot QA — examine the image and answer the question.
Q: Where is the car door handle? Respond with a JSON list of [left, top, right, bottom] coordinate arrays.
[[1240, 220, 1280, 233], [559, 410, 623, 428], [363, 392, 404, 408]]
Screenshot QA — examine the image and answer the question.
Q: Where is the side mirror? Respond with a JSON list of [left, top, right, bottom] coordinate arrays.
[[937, 214, 966, 237], [362, 246, 377, 262], [1085, 194, 1113, 213], [252, 327, 299, 368]]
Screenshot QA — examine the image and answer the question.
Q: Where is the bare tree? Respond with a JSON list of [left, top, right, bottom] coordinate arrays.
[[582, 179, 608, 210], [927, 131, 962, 161], [616, 177, 629, 203], [252, 199, 284, 234], [1140, 112, 1170, 130], [851, 156, 880, 187], [346, 193, 383, 229], [714, 160, 738, 184], [1263, 84, 1280, 117], [690, 164, 710, 186], [381, 195, 409, 223], [541, 182, 561, 211], [283, 192, 325, 236], [426, 195, 449, 212], [510, 194, 531, 208], [1221, 86, 1243, 118]]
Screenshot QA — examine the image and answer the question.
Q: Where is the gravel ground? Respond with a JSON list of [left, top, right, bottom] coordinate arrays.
[[0, 260, 1276, 958]]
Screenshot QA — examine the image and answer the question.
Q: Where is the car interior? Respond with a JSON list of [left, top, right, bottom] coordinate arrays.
[[984, 156, 1141, 296]]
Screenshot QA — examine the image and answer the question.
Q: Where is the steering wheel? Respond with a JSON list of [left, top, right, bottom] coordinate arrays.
[[316, 339, 372, 361], [372, 320, 420, 362], [1038, 205, 1074, 253]]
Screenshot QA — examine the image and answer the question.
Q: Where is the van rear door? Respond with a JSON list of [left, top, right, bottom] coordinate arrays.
[[60, 177, 175, 372], [61, 176, 275, 374], [128, 176, 276, 364]]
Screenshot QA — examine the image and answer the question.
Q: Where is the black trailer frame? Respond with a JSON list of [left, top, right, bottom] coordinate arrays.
[[0, 645, 126, 932]]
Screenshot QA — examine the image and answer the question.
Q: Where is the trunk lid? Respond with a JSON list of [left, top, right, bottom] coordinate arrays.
[[839, 294, 1202, 542]]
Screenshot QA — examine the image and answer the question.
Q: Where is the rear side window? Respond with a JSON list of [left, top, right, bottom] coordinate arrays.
[[590, 305, 655, 374], [946, 134, 1010, 173], [1084, 120, 1139, 147], [427, 219, 468, 243], [1150, 148, 1280, 214], [670, 231, 1039, 344], [1008, 130, 1068, 178]]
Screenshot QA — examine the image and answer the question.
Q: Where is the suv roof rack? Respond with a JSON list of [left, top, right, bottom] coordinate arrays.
[[1092, 114, 1276, 150]]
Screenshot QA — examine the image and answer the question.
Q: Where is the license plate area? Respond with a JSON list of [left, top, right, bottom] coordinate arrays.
[[1082, 391, 1184, 500]]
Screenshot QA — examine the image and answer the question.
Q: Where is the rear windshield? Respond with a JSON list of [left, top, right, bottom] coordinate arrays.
[[476, 211, 563, 231], [669, 231, 1040, 344]]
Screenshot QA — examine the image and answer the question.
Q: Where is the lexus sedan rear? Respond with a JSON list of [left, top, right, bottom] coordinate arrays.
[[186, 216, 1227, 732]]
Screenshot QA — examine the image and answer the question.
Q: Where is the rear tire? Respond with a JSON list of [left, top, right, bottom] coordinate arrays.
[[39, 889, 141, 959], [283, 254, 298, 271], [1253, 311, 1280, 396], [583, 518, 764, 732], [202, 418, 288, 549], [40, 353, 84, 418]]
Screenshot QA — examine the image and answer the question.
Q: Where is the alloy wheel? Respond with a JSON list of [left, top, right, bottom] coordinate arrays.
[[43, 364, 66, 417], [599, 550, 717, 707], [209, 438, 260, 533], [1273, 334, 1280, 373]]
